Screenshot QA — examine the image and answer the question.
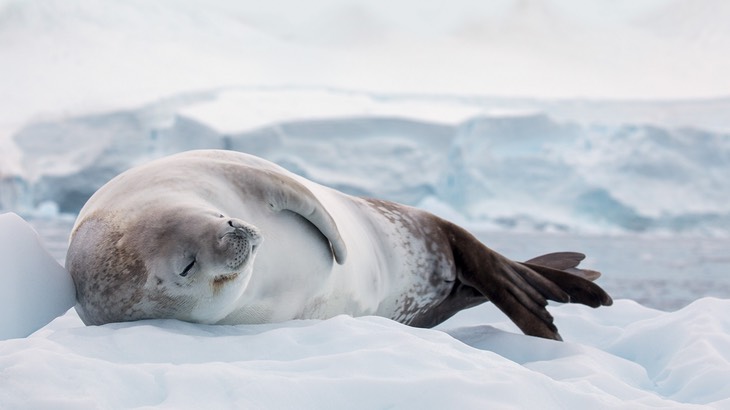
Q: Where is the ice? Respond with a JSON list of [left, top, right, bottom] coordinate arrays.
[[0, 213, 75, 340], [4, 90, 730, 236]]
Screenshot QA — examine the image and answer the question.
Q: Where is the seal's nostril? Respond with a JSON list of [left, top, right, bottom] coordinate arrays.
[[228, 220, 234, 228]]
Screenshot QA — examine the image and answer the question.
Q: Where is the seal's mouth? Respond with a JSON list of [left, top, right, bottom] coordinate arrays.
[[213, 272, 239, 285], [211, 271, 241, 295]]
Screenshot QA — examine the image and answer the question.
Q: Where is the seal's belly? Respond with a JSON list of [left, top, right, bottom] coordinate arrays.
[[219, 197, 455, 325]]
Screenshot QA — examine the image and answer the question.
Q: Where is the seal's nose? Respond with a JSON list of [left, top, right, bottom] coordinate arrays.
[[227, 219, 262, 246]]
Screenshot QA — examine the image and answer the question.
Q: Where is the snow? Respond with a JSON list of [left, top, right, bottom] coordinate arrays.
[[178, 89, 485, 133], [2, 297, 729, 408], [0, 213, 75, 340]]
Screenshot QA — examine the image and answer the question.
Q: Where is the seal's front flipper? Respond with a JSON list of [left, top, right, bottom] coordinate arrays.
[[234, 168, 348, 265]]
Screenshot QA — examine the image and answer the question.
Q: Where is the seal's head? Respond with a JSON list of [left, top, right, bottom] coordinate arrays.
[[66, 206, 262, 325]]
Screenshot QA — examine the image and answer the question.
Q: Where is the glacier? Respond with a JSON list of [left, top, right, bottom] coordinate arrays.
[[3, 88, 730, 237]]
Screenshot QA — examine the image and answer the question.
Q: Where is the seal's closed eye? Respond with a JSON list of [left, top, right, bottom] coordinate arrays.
[[180, 259, 196, 277]]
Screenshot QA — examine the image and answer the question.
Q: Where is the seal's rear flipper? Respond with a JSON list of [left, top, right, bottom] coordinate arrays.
[[443, 221, 612, 341], [524, 252, 601, 281], [521, 264, 613, 308]]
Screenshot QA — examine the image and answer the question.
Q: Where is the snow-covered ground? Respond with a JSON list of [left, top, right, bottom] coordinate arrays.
[[2, 1, 730, 408], [0, 298, 727, 409]]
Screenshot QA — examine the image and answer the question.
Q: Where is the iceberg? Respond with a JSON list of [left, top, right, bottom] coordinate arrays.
[[3, 88, 730, 237]]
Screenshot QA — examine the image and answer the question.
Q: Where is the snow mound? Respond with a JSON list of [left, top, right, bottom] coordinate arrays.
[[0, 213, 75, 340], [1, 299, 728, 408]]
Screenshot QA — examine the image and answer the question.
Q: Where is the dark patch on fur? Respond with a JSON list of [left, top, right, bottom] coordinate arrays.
[[67, 214, 148, 325], [212, 273, 239, 295], [362, 199, 613, 340], [364, 199, 454, 284], [362, 198, 457, 324]]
